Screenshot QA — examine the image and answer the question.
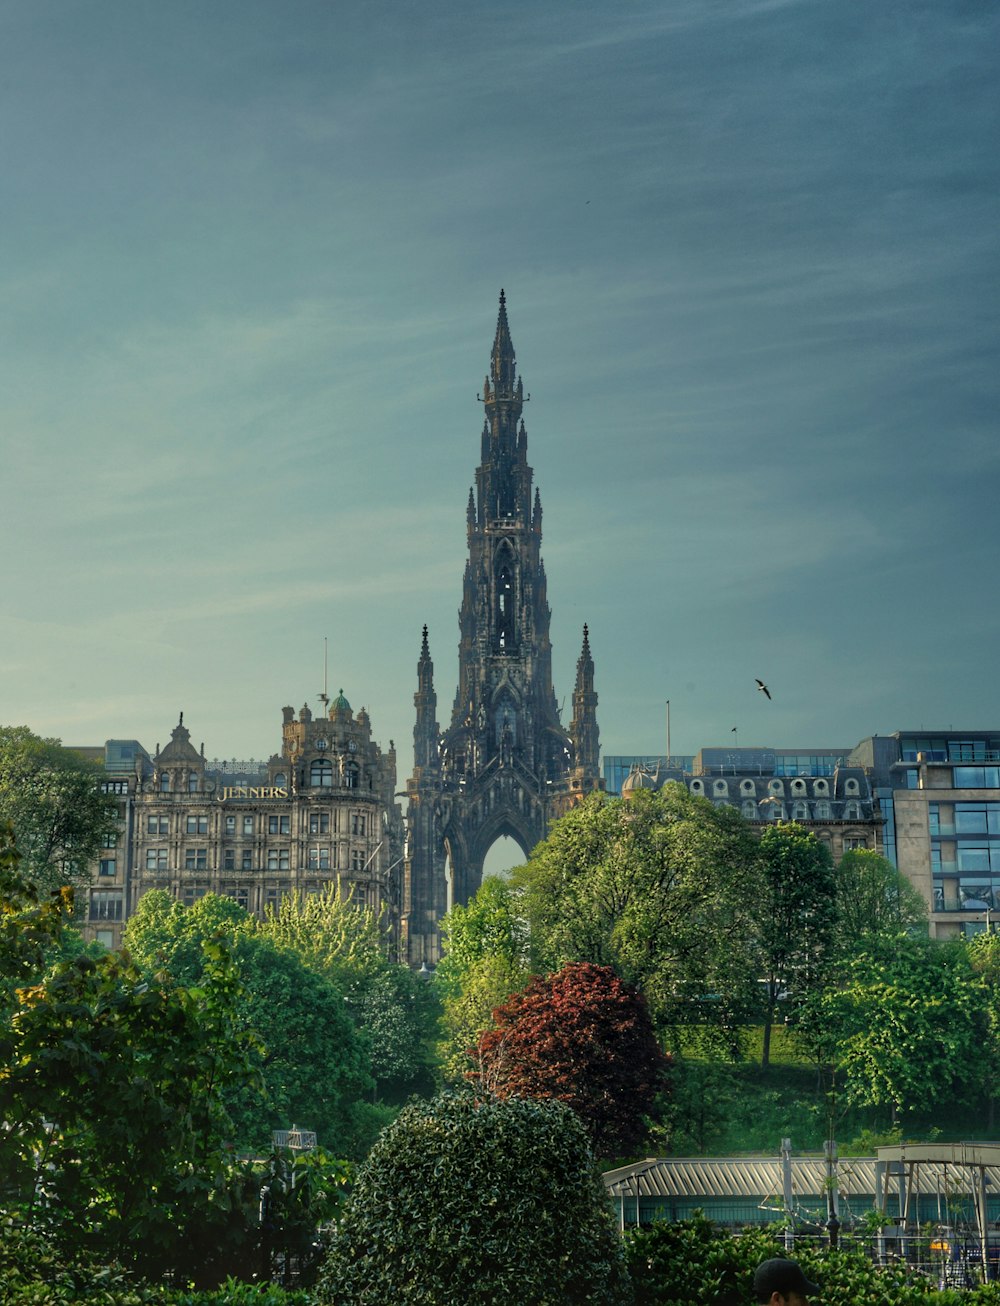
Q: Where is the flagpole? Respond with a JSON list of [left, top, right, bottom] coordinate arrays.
[[666, 700, 671, 769]]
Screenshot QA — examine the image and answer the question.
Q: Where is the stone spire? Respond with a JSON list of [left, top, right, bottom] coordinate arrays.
[[570, 624, 600, 775], [412, 625, 439, 771]]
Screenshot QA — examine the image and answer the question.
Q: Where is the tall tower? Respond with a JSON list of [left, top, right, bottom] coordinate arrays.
[[402, 292, 602, 964]]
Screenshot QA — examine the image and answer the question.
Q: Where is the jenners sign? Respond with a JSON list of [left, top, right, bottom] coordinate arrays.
[[218, 786, 289, 802]]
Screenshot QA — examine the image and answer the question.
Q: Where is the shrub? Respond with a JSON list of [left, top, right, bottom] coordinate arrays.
[[318, 1092, 630, 1305]]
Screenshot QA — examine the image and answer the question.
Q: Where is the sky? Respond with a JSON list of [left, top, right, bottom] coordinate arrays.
[[2, 0, 998, 782]]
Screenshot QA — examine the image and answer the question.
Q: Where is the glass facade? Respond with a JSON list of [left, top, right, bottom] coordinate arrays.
[[931, 800, 1000, 912]]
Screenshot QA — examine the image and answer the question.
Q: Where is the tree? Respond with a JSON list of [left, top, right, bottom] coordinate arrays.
[[754, 822, 838, 1068], [435, 875, 532, 1080], [833, 849, 927, 955], [257, 882, 387, 991], [0, 726, 119, 896], [473, 962, 670, 1158], [318, 1093, 630, 1306], [123, 891, 377, 1155], [259, 884, 439, 1101], [512, 787, 762, 1050], [0, 858, 262, 1281], [820, 936, 987, 1122]]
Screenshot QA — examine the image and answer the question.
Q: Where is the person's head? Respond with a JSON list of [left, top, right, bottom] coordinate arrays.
[[753, 1257, 820, 1306]]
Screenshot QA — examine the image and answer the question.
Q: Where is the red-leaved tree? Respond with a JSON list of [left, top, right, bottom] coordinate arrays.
[[472, 962, 670, 1158]]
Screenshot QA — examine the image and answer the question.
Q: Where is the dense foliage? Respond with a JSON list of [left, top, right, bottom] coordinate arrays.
[[510, 787, 762, 1052], [473, 962, 670, 1157], [318, 1092, 631, 1305], [0, 726, 119, 896], [623, 1214, 1000, 1306], [754, 821, 838, 1067]]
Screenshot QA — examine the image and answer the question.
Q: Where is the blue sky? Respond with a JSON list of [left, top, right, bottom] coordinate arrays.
[[2, 0, 998, 776]]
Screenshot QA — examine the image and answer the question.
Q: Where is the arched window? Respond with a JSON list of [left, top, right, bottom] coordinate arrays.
[[791, 779, 807, 795], [713, 780, 729, 797], [792, 801, 809, 821], [690, 780, 704, 795], [845, 778, 859, 795], [814, 779, 829, 797], [768, 780, 785, 797], [310, 759, 333, 788], [844, 800, 861, 820], [742, 800, 757, 819], [815, 801, 831, 819], [740, 779, 755, 795]]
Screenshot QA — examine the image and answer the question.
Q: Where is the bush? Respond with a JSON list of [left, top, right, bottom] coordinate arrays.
[[318, 1092, 631, 1305]]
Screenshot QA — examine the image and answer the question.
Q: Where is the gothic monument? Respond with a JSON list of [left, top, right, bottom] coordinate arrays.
[[402, 292, 603, 964]]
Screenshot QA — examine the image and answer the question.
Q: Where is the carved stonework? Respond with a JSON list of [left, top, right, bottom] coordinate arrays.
[[402, 294, 602, 964]]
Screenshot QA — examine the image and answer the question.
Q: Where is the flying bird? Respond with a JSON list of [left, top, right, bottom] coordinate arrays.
[[755, 679, 772, 700]]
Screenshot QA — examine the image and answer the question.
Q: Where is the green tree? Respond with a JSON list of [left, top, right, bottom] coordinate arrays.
[[967, 930, 1000, 1128], [0, 726, 119, 896], [259, 884, 438, 1101], [821, 936, 988, 1122], [318, 1092, 631, 1306], [834, 849, 928, 955], [123, 891, 376, 1155], [473, 962, 670, 1158], [257, 882, 387, 991], [512, 787, 761, 1050], [755, 822, 838, 1068], [0, 868, 262, 1281], [435, 875, 532, 1080]]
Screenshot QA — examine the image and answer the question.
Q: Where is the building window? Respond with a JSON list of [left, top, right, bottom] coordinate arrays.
[[223, 886, 250, 910], [310, 760, 333, 788], [225, 814, 236, 834], [89, 890, 123, 921], [186, 815, 209, 835], [815, 801, 831, 819], [267, 849, 290, 871], [95, 929, 115, 949], [953, 766, 1000, 789], [102, 833, 118, 849], [241, 850, 253, 871], [792, 802, 809, 821], [742, 800, 756, 819], [844, 801, 861, 820], [344, 763, 359, 790], [184, 848, 208, 871], [268, 814, 291, 835], [273, 772, 287, 787], [844, 836, 868, 851], [159, 773, 170, 793], [844, 779, 859, 795], [182, 885, 207, 907], [102, 780, 129, 795], [351, 849, 364, 872], [309, 811, 330, 834], [814, 779, 829, 797], [146, 848, 168, 871], [352, 812, 367, 836], [147, 816, 169, 835], [243, 815, 254, 836], [308, 847, 331, 870], [99, 858, 117, 877], [223, 850, 235, 870], [188, 773, 199, 793], [955, 802, 1000, 835]]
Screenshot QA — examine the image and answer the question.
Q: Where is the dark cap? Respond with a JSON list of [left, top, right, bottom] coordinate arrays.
[[754, 1258, 820, 1301]]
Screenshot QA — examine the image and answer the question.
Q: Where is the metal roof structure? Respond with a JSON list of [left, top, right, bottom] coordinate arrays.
[[604, 1150, 1000, 1207]]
